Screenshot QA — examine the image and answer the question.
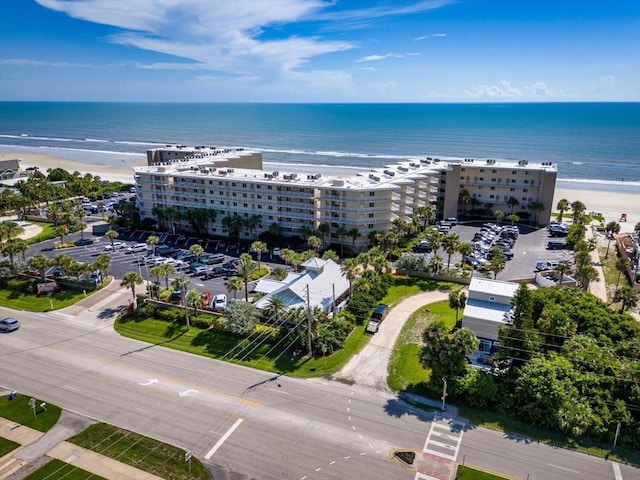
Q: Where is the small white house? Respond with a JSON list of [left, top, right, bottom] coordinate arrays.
[[254, 257, 349, 314], [461, 277, 519, 354]]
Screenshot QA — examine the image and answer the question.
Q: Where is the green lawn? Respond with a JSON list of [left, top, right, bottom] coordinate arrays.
[[0, 436, 20, 457], [456, 465, 509, 480], [0, 394, 61, 432], [0, 285, 90, 311], [69, 423, 210, 480], [383, 276, 455, 308], [24, 459, 107, 480], [115, 316, 369, 378], [387, 300, 457, 392], [24, 222, 57, 245]]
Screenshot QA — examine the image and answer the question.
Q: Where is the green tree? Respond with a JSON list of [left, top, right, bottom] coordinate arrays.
[[224, 300, 260, 335], [498, 283, 539, 366], [307, 235, 322, 253], [507, 196, 519, 214], [528, 201, 545, 224], [222, 214, 244, 240], [614, 256, 630, 293], [556, 198, 569, 222], [448, 289, 467, 322], [2, 239, 28, 266], [506, 214, 519, 226], [146, 235, 159, 256], [121, 271, 143, 308], [227, 276, 243, 300], [151, 263, 175, 289], [265, 294, 287, 325], [613, 286, 638, 313], [442, 232, 460, 269], [429, 255, 444, 275], [186, 288, 204, 317], [189, 243, 204, 262], [458, 241, 473, 267], [487, 255, 506, 279], [236, 253, 257, 301], [570, 200, 586, 224], [251, 240, 268, 268], [341, 257, 359, 296], [105, 229, 119, 250], [316, 222, 330, 248], [321, 249, 339, 261], [271, 267, 287, 281], [420, 320, 478, 378], [347, 228, 360, 251], [28, 254, 51, 281], [494, 210, 504, 225], [335, 227, 348, 257], [554, 262, 571, 285], [55, 224, 69, 244]]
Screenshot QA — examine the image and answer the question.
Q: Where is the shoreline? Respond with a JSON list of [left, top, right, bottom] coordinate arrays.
[[3, 150, 639, 231]]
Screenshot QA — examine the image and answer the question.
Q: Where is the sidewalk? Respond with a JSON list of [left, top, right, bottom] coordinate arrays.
[[0, 416, 162, 480], [586, 228, 608, 302]]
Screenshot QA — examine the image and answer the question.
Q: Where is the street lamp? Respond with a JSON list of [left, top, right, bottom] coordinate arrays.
[[441, 377, 447, 412]]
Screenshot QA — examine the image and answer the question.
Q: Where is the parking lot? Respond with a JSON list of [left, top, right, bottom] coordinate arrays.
[[415, 222, 573, 281], [35, 228, 285, 302]]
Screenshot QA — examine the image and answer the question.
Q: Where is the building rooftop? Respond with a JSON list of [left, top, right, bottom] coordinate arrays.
[[463, 298, 513, 324], [469, 277, 519, 299]]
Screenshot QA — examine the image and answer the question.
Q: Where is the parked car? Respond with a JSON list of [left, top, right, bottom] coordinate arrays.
[[74, 238, 93, 246], [200, 253, 225, 265], [0, 317, 20, 332], [125, 243, 149, 254], [547, 241, 567, 250], [168, 290, 182, 304], [212, 294, 227, 312], [272, 247, 281, 257], [201, 266, 230, 280], [104, 242, 125, 251]]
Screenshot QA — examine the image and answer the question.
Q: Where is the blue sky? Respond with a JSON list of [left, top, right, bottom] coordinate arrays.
[[1, 0, 638, 102]]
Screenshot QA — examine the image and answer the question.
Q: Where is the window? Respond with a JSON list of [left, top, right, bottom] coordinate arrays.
[[523, 189, 528, 193], [369, 192, 375, 197], [492, 169, 497, 174], [242, 193, 247, 197], [368, 213, 374, 218], [478, 339, 492, 353], [369, 202, 375, 207], [490, 194, 495, 199], [489, 296, 495, 302], [368, 223, 374, 228], [480, 169, 484, 173], [479, 177, 484, 181], [490, 186, 495, 190], [232, 182, 236, 187], [242, 183, 247, 187]]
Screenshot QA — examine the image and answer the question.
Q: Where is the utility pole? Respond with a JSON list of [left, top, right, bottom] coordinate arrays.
[[305, 284, 312, 358]]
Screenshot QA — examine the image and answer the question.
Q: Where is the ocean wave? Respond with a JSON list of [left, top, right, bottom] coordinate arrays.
[[43, 146, 145, 157], [557, 178, 640, 189]]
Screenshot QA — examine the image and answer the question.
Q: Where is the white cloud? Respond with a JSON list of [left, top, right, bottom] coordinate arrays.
[[1, 58, 100, 68], [524, 82, 556, 97], [35, 0, 354, 77], [356, 53, 403, 62], [416, 33, 446, 40], [360, 67, 378, 71], [599, 75, 615, 85], [466, 80, 522, 98]]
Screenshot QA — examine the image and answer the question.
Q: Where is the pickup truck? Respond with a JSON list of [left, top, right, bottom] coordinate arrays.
[[365, 304, 389, 334]]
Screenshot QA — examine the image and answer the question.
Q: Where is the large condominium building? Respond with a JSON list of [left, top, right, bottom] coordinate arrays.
[[135, 146, 557, 251]]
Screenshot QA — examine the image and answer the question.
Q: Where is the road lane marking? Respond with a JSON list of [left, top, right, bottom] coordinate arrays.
[[204, 418, 244, 459], [139, 378, 158, 386], [64, 385, 80, 392], [612, 463, 622, 480], [547, 464, 580, 474]]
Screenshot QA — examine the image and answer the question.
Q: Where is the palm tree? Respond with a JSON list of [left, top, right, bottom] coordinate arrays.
[[236, 253, 257, 301], [494, 210, 505, 225], [251, 240, 268, 268], [222, 214, 244, 241], [265, 294, 287, 325], [570, 200, 586, 224], [442, 232, 460, 269], [335, 227, 348, 257], [105, 229, 119, 250], [341, 257, 359, 296], [55, 224, 69, 244], [307, 235, 322, 253], [347, 228, 360, 252], [279, 248, 295, 268], [28, 254, 51, 280], [189, 244, 204, 262], [52, 253, 73, 276], [426, 229, 443, 257], [2, 239, 28, 266], [298, 225, 312, 240], [415, 205, 435, 228], [507, 197, 519, 214], [506, 214, 520, 226], [528, 201, 545, 225], [458, 242, 473, 267], [576, 264, 599, 291], [186, 288, 204, 317], [428, 255, 444, 275], [171, 275, 191, 325], [321, 249, 339, 261], [146, 235, 159, 256], [227, 276, 243, 300], [92, 254, 111, 279], [316, 223, 330, 248], [554, 262, 571, 285], [487, 256, 506, 279], [151, 205, 166, 230], [448, 289, 467, 322], [556, 198, 569, 222], [121, 271, 143, 308], [2, 221, 24, 242], [604, 221, 621, 259], [613, 286, 638, 313], [614, 257, 630, 293], [155, 263, 176, 289], [245, 214, 261, 240]]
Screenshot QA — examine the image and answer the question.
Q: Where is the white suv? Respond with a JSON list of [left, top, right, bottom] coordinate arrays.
[[126, 243, 148, 254], [212, 294, 227, 312]]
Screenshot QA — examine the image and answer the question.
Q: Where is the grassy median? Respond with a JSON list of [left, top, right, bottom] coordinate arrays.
[[0, 436, 20, 457], [24, 459, 107, 480], [0, 393, 61, 432], [69, 423, 210, 480]]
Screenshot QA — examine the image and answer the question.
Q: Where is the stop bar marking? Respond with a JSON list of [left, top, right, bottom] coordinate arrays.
[[204, 418, 244, 460]]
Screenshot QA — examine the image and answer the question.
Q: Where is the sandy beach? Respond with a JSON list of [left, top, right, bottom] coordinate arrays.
[[4, 151, 639, 230]]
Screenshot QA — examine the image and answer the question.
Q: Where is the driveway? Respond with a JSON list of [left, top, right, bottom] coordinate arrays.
[[334, 290, 450, 390]]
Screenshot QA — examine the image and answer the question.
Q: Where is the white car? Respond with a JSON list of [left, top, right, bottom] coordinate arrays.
[[272, 247, 281, 257], [125, 243, 148, 254], [104, 242, 125, 251], [212, 294, 227, 312]]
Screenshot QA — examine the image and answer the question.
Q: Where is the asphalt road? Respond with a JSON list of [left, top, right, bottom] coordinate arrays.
[[1, 301, 637, 480]]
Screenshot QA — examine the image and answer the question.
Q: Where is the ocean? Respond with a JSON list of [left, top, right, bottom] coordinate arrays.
[[0, 102, 639, 185]]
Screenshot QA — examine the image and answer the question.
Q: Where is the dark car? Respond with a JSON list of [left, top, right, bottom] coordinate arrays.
[[0, 317, 20, 332], [74, 238, 93, 246], [547, 241, 567, 250], [201, 266, 230, 280]]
